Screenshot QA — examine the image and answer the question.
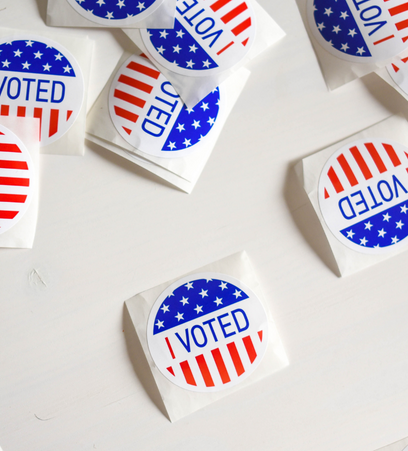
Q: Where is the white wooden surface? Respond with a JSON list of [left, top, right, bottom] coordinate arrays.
[[2, 0, 408, 450]]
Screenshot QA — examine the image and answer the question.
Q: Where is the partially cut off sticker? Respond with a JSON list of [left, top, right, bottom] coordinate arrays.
[[0, 36, 84, 147], [147, 272, 268, 392], [0, 123, 35, 234], [387, 55, 408, 94], [66, 0, 165, 26], [141, 0, 256, 77], [319, 138, 408, 254], [109, 54, 221, 158], [307, 0, 408, 63]]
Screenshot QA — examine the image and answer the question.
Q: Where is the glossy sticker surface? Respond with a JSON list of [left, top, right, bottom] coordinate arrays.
[[0, 36, 84, 147], [109, 54, 221, 158], [308, 0, 408, 63], [141, 0, 256, 76], [147, 273, 268, 392], [0, 124, 35, 234], [319, 138, 408, 254], [66, 0, 165, 26]]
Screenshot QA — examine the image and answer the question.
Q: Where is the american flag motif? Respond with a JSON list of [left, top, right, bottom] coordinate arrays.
[[148, 274, 268, 392], [319, 139, 408, 253], [141, 0, 255, 76], [109, 54, 220, 158], [310, 0, 408, 62], [0, 37, 83, 147], [0, 125, 34, 234]]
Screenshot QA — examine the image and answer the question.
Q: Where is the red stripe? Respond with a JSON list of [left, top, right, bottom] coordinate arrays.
[[324, 188, 330, 199], [114, 106, 139, 123], [34, 108, 42, 141], [350, 146, 373, 180], [221, 2, 248, 23], [337, 154, 358, 187], [123, 127, 132, 135], [258, 330, 263, 342], [396, 19, 408, 31], [67, 110, 73, 121], [374, 35, 395, 45], [118, 75, 153, 94], [0, 144, 21, 153], [211, 348, 231, 384], [17, 106, 26, 117], [217, 41, 234, 55], [114, 89, 146, 108], [227, 342, 245, 376], [242, 37, 249, 46], [0, 160, 28, 170], [402, 57, 408, 63], [242, 335, 257, 363], [180, 360, 196, 386], [127, 61, 160, 80], [49, 109, 59, 137], [0, 193, 27, 203], [167, 366, 175, 376], [0, 177, 29, 187], [403, 36, 408, 42], [327, 166, 344, 193], [210, 0, 232, 12], [165, 337, 176, 359], [0, 210, 18, 219], [232, 17, 251, 36], [389, 3, 408, 16], [365, 142, 387, 173], [383, 143, 401, 167], [1, 105, 9, 116], [392, 63, 400, 72], [196, 354, 215, 387]]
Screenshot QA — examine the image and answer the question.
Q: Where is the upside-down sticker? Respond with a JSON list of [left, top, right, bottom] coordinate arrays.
[[319, 138, 408, 254], [147, 273, 269, 392]]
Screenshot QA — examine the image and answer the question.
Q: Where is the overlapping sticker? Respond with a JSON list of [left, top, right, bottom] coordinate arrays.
[[0, 124, 35, 235], [141, 0, 256, 76], [307, 0, 408, 63], [0, 36, 84, 147], [109, 54, 222, 158], [319, 138, 408, 254], [387, 55, 408, 93], [66, 0, 165, 26], [147, 273, 268, 392]]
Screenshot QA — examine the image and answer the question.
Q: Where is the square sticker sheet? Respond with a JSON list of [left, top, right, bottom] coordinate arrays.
[[46, 0, 177, 29], [295, 115, 408, 276], [86, 51, 250, 193], [296, 0, 408, 90], [125, 251, 288, 422], [123, 0, 285, 108], [0, 27, 93, 156], [0, 116, 40, 249]]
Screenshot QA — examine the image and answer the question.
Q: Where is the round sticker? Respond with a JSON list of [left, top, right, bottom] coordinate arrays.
[[66, 0, 164, 26], [0, 36, 84, 147], [387, 56, 408, 94], [318, 138, 408, 254], [307, 0, 408, 63], [141, 0, 256, 77], [147, 273, 269, 392], [0, 124, 35, 235], [109, 54, 222, 158]]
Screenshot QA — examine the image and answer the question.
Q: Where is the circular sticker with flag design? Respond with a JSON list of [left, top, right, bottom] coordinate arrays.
[[66, 0, 165, 26], [387, 55, 408, 94], [109, 54, 221, 158], [0, 124, 35, 234], [0, 35, 84, 147], [141, 0, 256, 77], [307, 0, 408, 63], [319, 138, 408, 254], [147, 273, 268, 392]]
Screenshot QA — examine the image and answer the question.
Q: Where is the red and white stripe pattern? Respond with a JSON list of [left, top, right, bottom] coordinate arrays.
[[165, 329, 264, 388], [323, 141, 408, 199], [389, 55, 408, 72], [385, 0, 408, 44]]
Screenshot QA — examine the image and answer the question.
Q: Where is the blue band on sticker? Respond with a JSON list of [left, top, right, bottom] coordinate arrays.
[[70, 0, 157, 20]]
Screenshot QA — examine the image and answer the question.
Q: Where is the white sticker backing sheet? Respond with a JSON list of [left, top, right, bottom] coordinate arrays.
[[295, 115, 408, 276], [125, 251, 288, 422], [376, 438, 408, 451]]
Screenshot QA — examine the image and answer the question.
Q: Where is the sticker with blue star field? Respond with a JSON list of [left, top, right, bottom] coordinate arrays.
[[147, 272, 268, 392], [140, 0, 256, 77], [0, 36, 84, 147], [387, 55, 408, 94], [307, 0, 408, 63], [319, 138, 408, 254], [66, 0, 165, 26], [109, 54, 222, 158], [0, 123, 35, 235]]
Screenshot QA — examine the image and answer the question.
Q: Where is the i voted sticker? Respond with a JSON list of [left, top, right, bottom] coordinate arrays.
[[387, 55, 408, 94], [0, 36, 84, 147], [0, 124, 35, 235], [307, 0, 408, 63], [141, 0, 256, 77], [147, 273, 268, 392], [109, 54, 221, 158], [66, 0, 165, 26], [319, 138, 408, 254]]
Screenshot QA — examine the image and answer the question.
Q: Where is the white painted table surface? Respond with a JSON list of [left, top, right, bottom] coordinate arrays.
[[2, 0, 408, 450]]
